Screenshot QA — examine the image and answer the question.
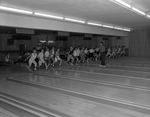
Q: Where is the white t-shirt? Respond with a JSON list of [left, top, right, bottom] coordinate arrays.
[[107, 48, 111, 53], [76, 49, 80, 56], [73, 50, 77, 56], [95, 48, 99, 52], [50, 49, 55, 57], [84, 50, 88, 54], [38, 52, 44, 61], [89, 49, 94, 53], [30, 53, 37, 60], [5, 56, 9, 62], [118, 48, 121, 53], [45, 51, 50, 58]]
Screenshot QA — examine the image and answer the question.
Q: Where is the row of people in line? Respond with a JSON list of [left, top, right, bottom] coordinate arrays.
[[4, 45, 126, 69], [106, 46, 126, 58], [26, 47, 62, 70], [66, 46, 102, 65], [66, 45, 125, 65]]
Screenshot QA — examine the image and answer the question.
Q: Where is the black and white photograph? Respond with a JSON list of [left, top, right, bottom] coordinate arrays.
[[0, 0, 150, 117]]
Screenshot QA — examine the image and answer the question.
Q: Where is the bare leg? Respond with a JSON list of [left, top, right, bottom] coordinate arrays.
[[59, 59, 62, 66]]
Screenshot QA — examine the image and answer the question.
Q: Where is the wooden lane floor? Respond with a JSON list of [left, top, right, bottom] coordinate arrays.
[[0, 107, 19, 117], [58, 66, 150, 79], [0, 57, 150, 117], [106, 57, 150, 62], [0, 80, 71, 117], [81, 63, 150, 73], [35, 68, 150, 90], [8, 73, 150, 111], [107, 60, 150, 67], [91, 57, 150, 67], [106, 59, 150, 67], [0, 66, 30, 79], [0, 92, 60, 117], [89, 60, 150, 68], [106, 59, 150, 64], [0, 102, 39, 117], [1, 80, 149, 117], [107, 59, 150, 64]]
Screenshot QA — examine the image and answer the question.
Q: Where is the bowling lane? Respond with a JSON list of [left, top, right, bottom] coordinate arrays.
[[1, 81, 147, 117], [89, 61, 150, 68], [59, 66, 150, 79], [0, 102, 39, 117], [36, 68, 150, 89], [107, 57, 150, 63], [0, 66, 29, 79], [10, 73, 150, 109], [81, 63, 150, 73], [108, 62, 150, 68], [107, 60, 150, 65], [0, 81, 79, 117]]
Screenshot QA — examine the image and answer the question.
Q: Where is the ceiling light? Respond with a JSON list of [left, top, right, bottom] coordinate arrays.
[[146, 15, 150, 19], [114, 27, 123, 30], [131, 7, 146, 16], [103, 25, 114, 28], [0, 6, 33, 14], [114, 0, 131, 8], [64, 17, 85, 23], [34, 12, 63, 19], [123, 29, 131, 31], [87, 22, 102, 26]]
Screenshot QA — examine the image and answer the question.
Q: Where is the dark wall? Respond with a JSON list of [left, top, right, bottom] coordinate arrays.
[[129, 29, 150, 57], [0, 34, 128, 51]]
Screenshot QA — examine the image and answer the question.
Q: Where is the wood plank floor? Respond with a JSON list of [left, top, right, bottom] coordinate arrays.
[[0, 57, 150, 117], [8, 73, 150, 108]]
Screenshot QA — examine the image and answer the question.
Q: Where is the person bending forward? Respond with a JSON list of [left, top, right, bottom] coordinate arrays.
[[38, 49, 48, 69], [29, 48, 37, 70], [55, 48, 62, 66]]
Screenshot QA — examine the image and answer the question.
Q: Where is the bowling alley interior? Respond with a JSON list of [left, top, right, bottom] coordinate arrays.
[[0, 0, 150, 117]]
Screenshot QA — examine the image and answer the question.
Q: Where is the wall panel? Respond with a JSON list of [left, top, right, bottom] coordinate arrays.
[[129, 29, 150, 57]]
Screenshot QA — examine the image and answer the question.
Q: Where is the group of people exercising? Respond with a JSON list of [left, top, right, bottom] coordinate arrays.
[[26, 47, 62, 70], [67, 42, 106, 67], [106, 46, 126, 58], [4, 42, 126, 70]]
